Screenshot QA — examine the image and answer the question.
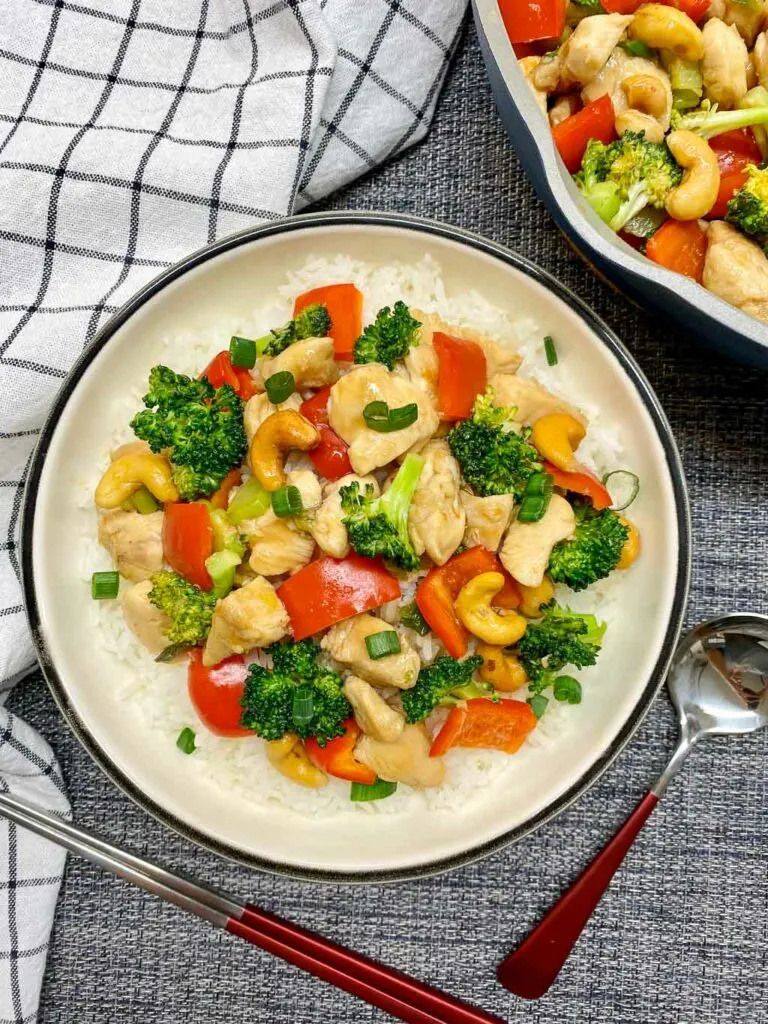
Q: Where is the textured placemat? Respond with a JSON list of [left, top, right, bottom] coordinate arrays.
[[8, 19, 768, 1024]]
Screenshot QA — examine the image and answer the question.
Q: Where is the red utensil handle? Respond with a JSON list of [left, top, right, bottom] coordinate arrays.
[[497, 790, 659, 1000], [227, 904, 506, 1024]]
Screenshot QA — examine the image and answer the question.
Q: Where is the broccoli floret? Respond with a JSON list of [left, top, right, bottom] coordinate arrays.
[[256, 303, 331, 357], [353, 301, 421, 369], [240, 640, 349, 746], [575, 132, 682, 232], [401, 655, 487, 723], [517, 602, 605, 694], [671, 99, 768, 140], [148, 570, 217, 646], [130, 366, 247, 501], [726, 164, 768, 252], [447, 387, 542, 498], [340, 453, 424, 570], [547, 501, 629, 592]]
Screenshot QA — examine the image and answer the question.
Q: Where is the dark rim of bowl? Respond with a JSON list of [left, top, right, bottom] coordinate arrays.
[[21, 210, 691, 884]]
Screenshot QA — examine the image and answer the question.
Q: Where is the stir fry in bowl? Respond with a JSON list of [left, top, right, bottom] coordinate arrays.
[[506, 0, 768, 324], [90, 273, 641, 805]]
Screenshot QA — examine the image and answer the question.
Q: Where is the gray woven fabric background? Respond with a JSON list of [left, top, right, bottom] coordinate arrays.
[[9, 19, 768, 1024]]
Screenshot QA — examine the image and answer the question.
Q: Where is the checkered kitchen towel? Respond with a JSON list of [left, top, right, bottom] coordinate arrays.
[[0, 2, 466, 1019]]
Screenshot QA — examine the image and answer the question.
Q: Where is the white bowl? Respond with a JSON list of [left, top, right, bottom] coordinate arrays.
[[22, 212, 690, 881]]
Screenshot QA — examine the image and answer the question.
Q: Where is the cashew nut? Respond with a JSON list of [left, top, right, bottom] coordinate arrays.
[[454, 572, 528, 646], [265, 734, 328, 788], [615, 109, 665, 143], [249, 410, 320, 492], [530, 413, 586, 472], [518, 577, 555, 619], [665, 129, 720, 221], [622, 74, 669, 118], [477, 642, 528, 693], [617, 517, 641, 570], [629, 5, 704, 62], [95, 452, 178, 509]]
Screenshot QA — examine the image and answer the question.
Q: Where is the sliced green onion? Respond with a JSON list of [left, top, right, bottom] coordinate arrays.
[[517, 472, 553, 523], [365, 630, 401, 660], [602, 469, 640, 511], [91, 571, 119, 600], [205, 549, 241, 599], [399, 601, 430, 636], [623, 206, 667, 240], [264, 370, 295, 404], [176, 727, 196, 754], [227, 476, 270, 524], [350, 777, 398, 802], [543, 335, 558, 367], [363, 400, 418, 433], [272, 484, 303, 518], [292, 684, 315, 729], [553, 675, 582, 705], [130, 486, 159, 514], [156, 643, 190, 663], [229, 335, 257, 369], [621, 39, 655, 59], [528, 694, 549, 719]]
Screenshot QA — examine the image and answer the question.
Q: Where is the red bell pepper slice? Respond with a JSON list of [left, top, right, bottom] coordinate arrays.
[[305, 719, 376, 784], [210, 468, 241, 510], [646, 219, 708, 283], [293, 283, 363, 361], [187, 650, 253, 737], [163, 502, 214, 590], [415, 546, 521, 659], [552, 95, 616, 174], [710, 129, 763, 164], [706, 169, 749, 220], [299, 388, 353, 481], [433, 332, 487, 420], [200, 351, 256, 400], [543, 461, 613, 511], [430, 698, 537, 758], [277, 554, 401, 641], [498, 0, 565, 45]]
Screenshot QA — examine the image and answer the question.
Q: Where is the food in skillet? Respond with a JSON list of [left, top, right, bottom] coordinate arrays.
[[90, 279, 641, 804], [505, 0, 768, 323]]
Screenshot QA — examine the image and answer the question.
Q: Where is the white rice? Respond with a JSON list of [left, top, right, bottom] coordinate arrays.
[[84, 253, 626, 819]]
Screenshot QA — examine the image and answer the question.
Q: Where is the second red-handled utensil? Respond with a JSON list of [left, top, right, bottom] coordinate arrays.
[[498, 614, 768, 999]]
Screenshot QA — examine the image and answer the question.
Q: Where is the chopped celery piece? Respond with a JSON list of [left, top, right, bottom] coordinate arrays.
[[205, 549, 241, 599], [227, 476, 270, 524]]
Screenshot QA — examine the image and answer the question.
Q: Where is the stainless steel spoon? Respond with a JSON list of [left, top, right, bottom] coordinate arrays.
[[498, 612, 768, 999]]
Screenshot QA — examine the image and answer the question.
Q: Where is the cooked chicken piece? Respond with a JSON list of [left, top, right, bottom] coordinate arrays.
[[722, 0, 768, 47], [343, 675, 405, 743], [549, 95, 580, 127], [408, 439, 465, 566], [328, 364, 438, 475], [500, 494, 576, 588], [356, 724, 445, 789], [242, 469, 320, 576], [702, 19, 749, 108], [460, 492, 515, 552], [519, 56, 548, 116], [309, 474, 379, 558], [120, 579, 171, 655], [321, 613, 420, 690], [98, 509, 164, 582], [754, 31, 768, 86], [581, 51, 673, 134], [561, 14, 633, 87], [532, 50, 563, 92], [259, 337, 338, 390], [203, 576, 290, 667], [408, 309, 521, 395], [244, 391, 303, 445], [490, 373, 588, 427], [702, 221, 768, 323]]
